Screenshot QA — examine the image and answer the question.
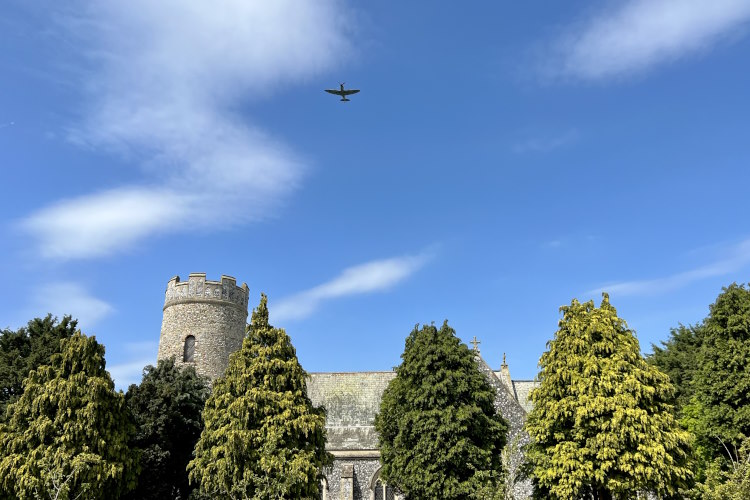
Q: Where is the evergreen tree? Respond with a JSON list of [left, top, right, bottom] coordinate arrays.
[[188, 294, 331, 499], [649, 323, 704, 412], [124, 358, 210, 500], [0, 314, 78, 419], [374, 321, 508, 500], [691, 283, 750, 460], [648, 319, 711, 490], [524, 294, 693, 500], [0, 331, 138, 499]]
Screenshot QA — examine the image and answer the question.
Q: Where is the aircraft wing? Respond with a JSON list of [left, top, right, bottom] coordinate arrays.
[[342, 89, 360, 95], [325, 89, 344, 96]]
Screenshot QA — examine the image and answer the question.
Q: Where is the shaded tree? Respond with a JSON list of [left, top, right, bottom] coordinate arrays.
[[124, 358, 210, 500], [0, 331, 138, 499], [524, 294, 692, 500], [691, 283, 750, 460], [188, 294, 331, 499], [374, 321, 508, 500], [0, 314, 78, 419], [649, 323, 704, 412]]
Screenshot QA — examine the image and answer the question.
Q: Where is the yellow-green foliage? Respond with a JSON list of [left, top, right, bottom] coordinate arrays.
[[188, 294, 331, 499], [0, 331, 138, 499], [524, 294, 693, 499], [700, 438, 750, 500], [0, 314, 78, 420]]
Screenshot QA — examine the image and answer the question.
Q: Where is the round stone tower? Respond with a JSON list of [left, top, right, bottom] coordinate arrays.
[[157, 273, 249, 381]]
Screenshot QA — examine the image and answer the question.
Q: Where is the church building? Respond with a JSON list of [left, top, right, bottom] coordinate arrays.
[[157, 273, 537, 499]]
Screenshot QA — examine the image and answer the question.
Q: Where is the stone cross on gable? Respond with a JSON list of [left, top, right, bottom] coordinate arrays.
[[470, 336, 481, 352]]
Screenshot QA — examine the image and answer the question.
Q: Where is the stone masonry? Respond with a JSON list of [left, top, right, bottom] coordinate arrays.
[[156, 273, 536, 499], [157, 273, 249, 380]]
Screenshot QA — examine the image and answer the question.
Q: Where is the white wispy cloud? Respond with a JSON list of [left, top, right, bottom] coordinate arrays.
[[587, 238, 750, 297], [549, 0, 750, 81], [22, 1, 353, 259], [29, 282, 114, 327], [107, 341, 158, 390], [513, 129, 580, 154], [272, 253, 431, 322]]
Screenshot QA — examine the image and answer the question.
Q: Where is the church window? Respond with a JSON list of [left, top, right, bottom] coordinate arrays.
[[183, 335, 195, 362], [320, 478, 329, 500], [373, 479, 395, 500]]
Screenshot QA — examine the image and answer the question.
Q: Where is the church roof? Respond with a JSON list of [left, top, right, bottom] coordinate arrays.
[[307, 368, 536, 450], [511, 380, 539, 414], [307, 372, 396, 450]]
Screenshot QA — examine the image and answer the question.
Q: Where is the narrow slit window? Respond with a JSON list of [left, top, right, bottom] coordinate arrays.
[[183, 335, 195, 362]]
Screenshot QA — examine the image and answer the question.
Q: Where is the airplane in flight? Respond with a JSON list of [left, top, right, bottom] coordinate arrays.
[[325, 83, 360, 102]]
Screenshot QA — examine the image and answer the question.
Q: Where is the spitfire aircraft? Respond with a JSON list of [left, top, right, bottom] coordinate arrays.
[[325, 83, 360, 102]]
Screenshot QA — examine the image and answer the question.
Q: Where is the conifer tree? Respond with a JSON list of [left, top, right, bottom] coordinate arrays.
[[524, 294, 693, 500], [691, 283, 750, 460], [0, 331, 138, 499], [374, 321, 508, 500], [0, 314, 78, 419], [124, 357, 210, 500], [649, 323, 704, 413], [188, 294, 331, 499]]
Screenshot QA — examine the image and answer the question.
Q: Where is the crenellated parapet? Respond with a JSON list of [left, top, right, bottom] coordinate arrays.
[[158, 273, 249, 381], [164, 273, 249, 311]]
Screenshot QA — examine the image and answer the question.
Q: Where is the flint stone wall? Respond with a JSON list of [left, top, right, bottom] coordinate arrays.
[[323, 458, 388, 500], [476, 354, 533, 500], [157, 273, 249, 381]]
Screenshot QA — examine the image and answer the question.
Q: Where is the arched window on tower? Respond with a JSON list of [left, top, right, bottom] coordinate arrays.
[[183, 335, 195, 362]]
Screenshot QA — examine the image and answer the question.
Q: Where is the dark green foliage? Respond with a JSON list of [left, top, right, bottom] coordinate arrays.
[[0, 331, 138, 499], [691, 283, 750, 460], [374, 321, 508, 500], [649, 323, 703, 412], [124, 358, 210, 500], [188, 294, 332, 499], [648, 318, 711, 491], [524, 295, 693, 500], [0, 314, 78, 419]]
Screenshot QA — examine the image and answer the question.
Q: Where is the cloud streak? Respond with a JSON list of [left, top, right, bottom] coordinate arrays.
[[548, 0, 750, 81], [272, 253, 431, 322], [22, 1, 353, 259], [587, 239, 750, 297], [107, 341, 158, 390], [513, 129, 580, 154], [30, 282, 114, 327]]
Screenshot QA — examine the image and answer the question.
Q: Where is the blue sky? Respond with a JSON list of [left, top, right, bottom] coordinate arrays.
[[2, 1, 750, 389]]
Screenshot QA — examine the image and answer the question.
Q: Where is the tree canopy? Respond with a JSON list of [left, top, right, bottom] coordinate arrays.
[[124, 357, 210, 500], [690, 283, 750, 459], [374, 321, 508, 500], [0, 331, 138, 499], [0, 314, 78, 419], [188, 294, 331, 499], [649, 323, 703, 413], [524, 294, 692, 500]]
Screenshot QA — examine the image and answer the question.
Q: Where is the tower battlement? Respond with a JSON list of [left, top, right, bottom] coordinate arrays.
[[164, 273, 249, 311], [158, 273, 249, 380]]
